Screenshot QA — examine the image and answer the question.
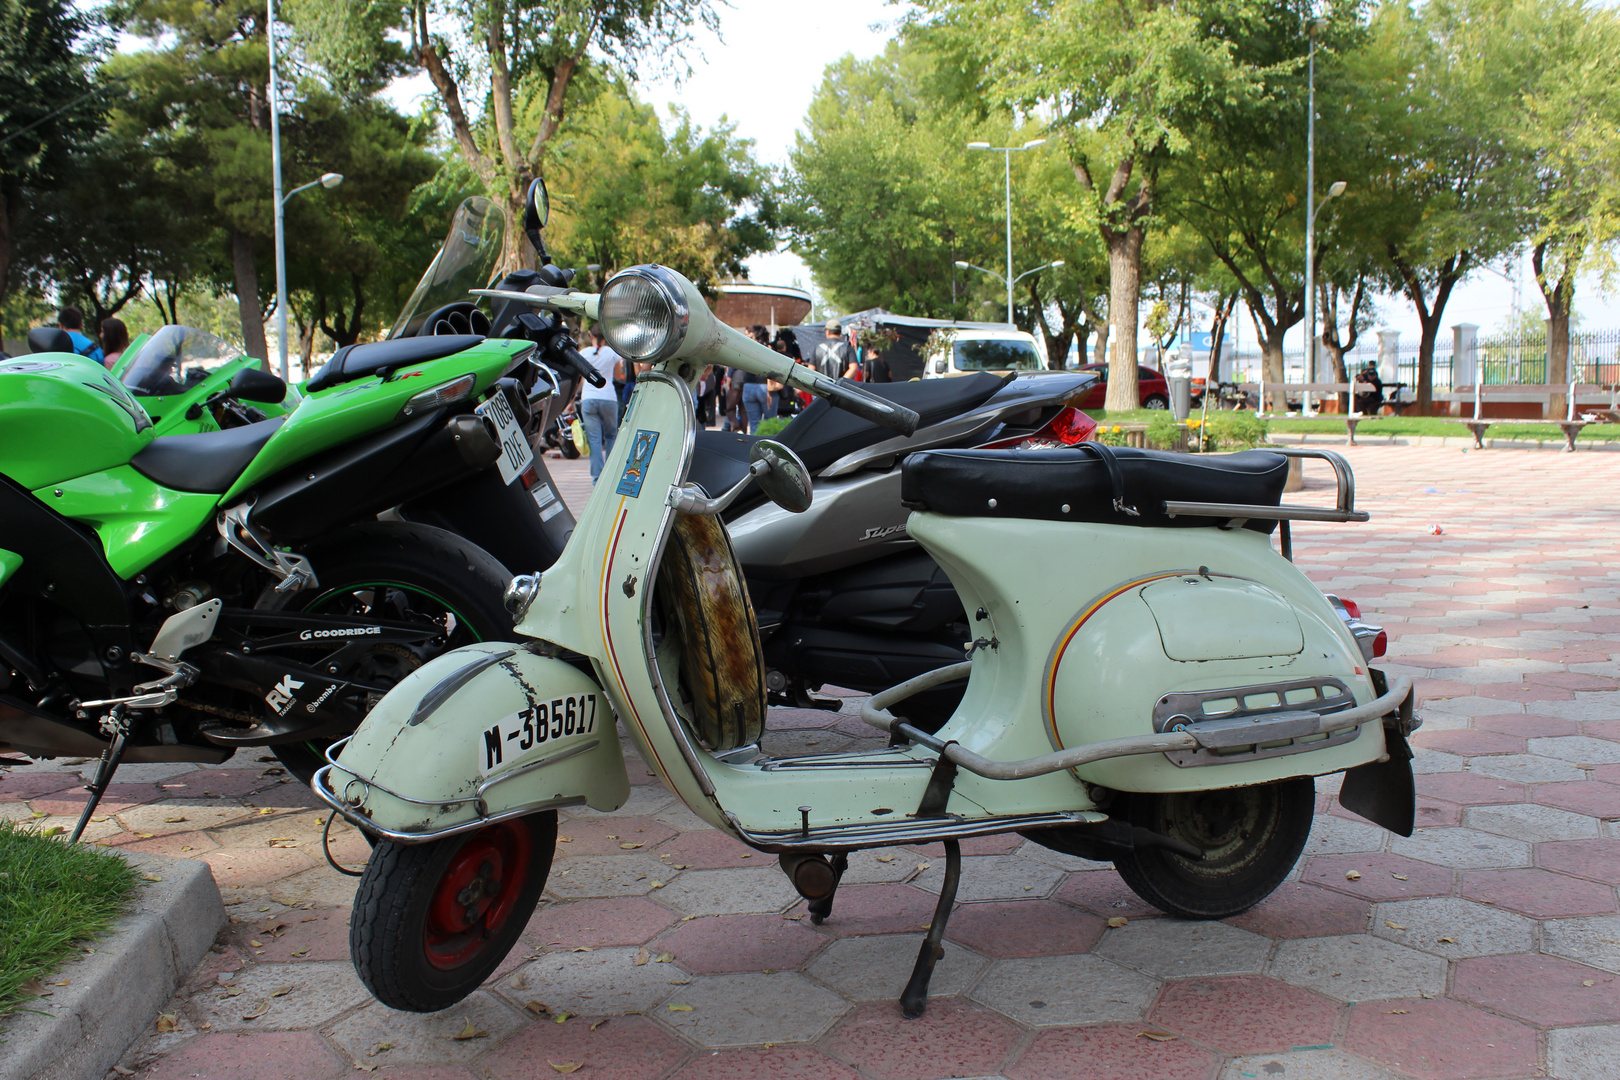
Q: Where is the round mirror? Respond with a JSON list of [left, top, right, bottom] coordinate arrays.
[[749, 439, 812, 514], [525, 177, 549, 231]]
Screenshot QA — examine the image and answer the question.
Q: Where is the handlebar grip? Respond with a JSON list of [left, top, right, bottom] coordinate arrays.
[[555, 341, 607, 388], [815, 377, 920, 437]]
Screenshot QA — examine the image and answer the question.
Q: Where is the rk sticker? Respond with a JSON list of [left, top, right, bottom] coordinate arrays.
[[615, 430, 659, 498]]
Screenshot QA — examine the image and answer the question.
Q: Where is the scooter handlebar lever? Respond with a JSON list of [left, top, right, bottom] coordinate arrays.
[[804, 372, 919, 437], [552, 338, 607, 388]]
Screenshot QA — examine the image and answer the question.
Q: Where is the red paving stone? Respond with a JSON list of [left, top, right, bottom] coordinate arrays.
[[1475, 713, 1582, 738], [554, 815, 677, 855], [945, 899, 1104, 957], [524, 896, 679, 948], [825, 999, 1022, 1080], [1343, 997, 1539, 1080], [1007, 1022, 1221, 1080], [798, 884, 940, 936], [138, 1031, 345, 1080], [0, 771, 80, 799], [1225, 882, 1372, 939], [1300, 853, 1455, 901], [1149, 975, 1342, 1055], [659, 912, 827, 974], [651, 829, 761, 869], [1054, 869, 1167, 918], [1459, 867, 1618, 917], [1539, 838, 1620, 882], [1454, 954, 1620, 1027], [666, 1045, 864, 1080], [201, 847, 318, 888], [1533, 780, 1620, 818], [1527, 671, 1620, 691], [248, 909, 350, 963], [155, 769, 281, 799], [1415, 772, 1527, 805], [482, 1015, 687, 1080], [1410, 729, 1525, 756]]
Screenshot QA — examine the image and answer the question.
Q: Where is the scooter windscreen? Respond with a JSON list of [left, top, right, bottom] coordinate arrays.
[[387, 197, 507, 340]]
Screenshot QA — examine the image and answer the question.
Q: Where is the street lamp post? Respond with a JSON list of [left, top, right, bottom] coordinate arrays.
[[955, 259, 1066, 325], [967, 138, 1047, 323], [1301, 17, 1346, 416], [272, 172, 343, 381]]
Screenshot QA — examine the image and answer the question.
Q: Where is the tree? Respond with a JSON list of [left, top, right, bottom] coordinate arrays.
[[401, 0, 718, 273], [915, 0, 1257, 409]]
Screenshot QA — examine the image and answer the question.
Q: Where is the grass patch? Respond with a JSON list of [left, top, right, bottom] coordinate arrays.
[[0, 820, 140, 1018]]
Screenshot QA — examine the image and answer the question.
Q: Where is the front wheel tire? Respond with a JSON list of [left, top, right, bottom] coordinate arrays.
[[351, 812, 556, 1012], [1143, 394, 1170, 410], [1112, 777, 1314, 919]]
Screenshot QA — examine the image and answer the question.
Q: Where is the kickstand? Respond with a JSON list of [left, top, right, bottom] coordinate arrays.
[[899, 839, 960, 1019], [69, 707, 130, 843], [807, 853, 848, 924]]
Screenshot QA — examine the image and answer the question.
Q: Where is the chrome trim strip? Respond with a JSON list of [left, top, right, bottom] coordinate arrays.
[[722, 809, 1104, 853], [312, 763, 584, 845], [1164, 447, 1369, 524], [409, 649, 516, 726], [475, 739, 600, 811]]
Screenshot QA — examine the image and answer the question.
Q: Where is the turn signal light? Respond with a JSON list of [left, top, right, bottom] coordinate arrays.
[[983, 405, 1098, 450], [1340, 597, 1362, 619], [1372, 630, 1388, 658], [401, 373, 477, 417]]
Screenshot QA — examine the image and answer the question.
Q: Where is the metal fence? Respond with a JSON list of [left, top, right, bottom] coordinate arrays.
[[1263, 329, 1620, 393]]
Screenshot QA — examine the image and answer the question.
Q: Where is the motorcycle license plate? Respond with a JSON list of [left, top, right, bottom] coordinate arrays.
[[476, 392, 534, 485], [477, 693, 600, 776]]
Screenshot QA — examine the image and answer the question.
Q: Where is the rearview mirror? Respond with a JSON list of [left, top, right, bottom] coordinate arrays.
[[228, 366, 287, 405], [749, 440, 812, 514], [524, 177, 550, 256]]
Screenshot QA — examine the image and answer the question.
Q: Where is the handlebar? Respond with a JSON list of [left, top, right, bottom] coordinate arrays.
[[551, 338, 607, 389], [808, 372, 920, 437]]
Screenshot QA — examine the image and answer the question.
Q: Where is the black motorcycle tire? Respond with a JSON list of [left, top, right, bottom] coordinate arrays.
[[351, 811, 556, 1012], [263, 522, 513, 783], [559, 436, 580, 460], [1112, 776, 1314, 920]]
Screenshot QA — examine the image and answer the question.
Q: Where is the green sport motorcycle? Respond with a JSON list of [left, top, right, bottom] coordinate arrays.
[[0, 188, 603, 839]]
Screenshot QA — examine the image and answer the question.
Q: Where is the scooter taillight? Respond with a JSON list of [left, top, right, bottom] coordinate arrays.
[[1340, 597, 1362, 619], [1372, 630, 1388, 658], [983, 406, 1098, 450]]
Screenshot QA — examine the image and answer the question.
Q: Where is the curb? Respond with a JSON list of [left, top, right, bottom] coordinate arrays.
[[0, 850, 225, 1080], [1268, 431, 1620, 451]]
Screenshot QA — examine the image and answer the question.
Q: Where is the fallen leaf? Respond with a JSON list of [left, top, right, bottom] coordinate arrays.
[[222, 988, 243, 998], [1138, 1031, 1178, 1042], [741, 853, 752, 858], [1584, 979, 1597, 987], [673, 864, 688, 870], [40, 825, 62, 836], [138, 833, 155, 839], [259, 808, 275, 815], [571, 946, 594, 953], [619, 842, 643, 849], [1107, 917, 1129, 929], [548, 1062, 583, 1074], [164, 816, 187, 823], [367, 1042, 393, 1057], [654, 951, 674, 963], [51, 978, 69, 986], [451, 1021, 488, 1040], [269, 985, 294, 998], [553, 1012, 571, 1024], [524, 1001, 551, 1016], [29, 811, 46, 818], [606, 834, 618, 840], [558, 836, 573, 843], [1386, 1009, 1409, 1015], [181, 846, 194, 852], [590, 1019, 609, 1031], [510, 974, 528, 990], [632, 948, 650, 966], [258, 905, 272, 912], [1384, 921, 1407, 931], [290, 947, 309, 958], [249, 940, 263, 948], [876, 854, 895, 863], [650, 880, 665, 889], [240, 1003, 268, 1021], [1437, 937, 1458, 944], [1392, 873, 1409, 881], [112, 1066, 136, 1076], [1345, 870, 1362, 881], [668, 1004, 693, 1012]]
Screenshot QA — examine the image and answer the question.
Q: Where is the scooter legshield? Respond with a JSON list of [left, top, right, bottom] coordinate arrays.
[[316, 642, 629, 842]]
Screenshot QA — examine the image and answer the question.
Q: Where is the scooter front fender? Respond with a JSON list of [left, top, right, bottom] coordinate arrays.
[[314, 642, 629, 843]]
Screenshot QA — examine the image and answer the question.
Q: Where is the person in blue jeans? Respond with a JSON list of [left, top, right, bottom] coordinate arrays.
[[741, 325, 773, 432], [578, 327, 624, 483]]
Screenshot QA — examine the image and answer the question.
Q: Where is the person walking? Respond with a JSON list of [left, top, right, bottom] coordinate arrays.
[[579, 327, 625, 483], [812, 319, 854, 380], [741, 325, 774, 432], [56, 307, 103, 364], [100, 317, 129, 368]]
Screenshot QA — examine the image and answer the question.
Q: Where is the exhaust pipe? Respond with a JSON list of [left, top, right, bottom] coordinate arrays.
[[777, 853, 839, 900]]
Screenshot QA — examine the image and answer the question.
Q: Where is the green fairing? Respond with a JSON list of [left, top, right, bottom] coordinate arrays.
[[221, 338, 528, 501], [0, 548, 21, 590], [0, 353, 153, 489], [33, 467, 217, 578]]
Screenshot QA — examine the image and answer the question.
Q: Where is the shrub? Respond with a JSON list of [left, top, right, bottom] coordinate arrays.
[[753, 417, 791, 438], [1198, 412, 1269, 451]]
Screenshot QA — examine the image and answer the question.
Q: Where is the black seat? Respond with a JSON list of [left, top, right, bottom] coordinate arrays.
[[305, 335, 485, 393], [131, 418, 286, 494], [900, 446, 1290, 533], [777, 372, 1010, 473], [28, 327, 74, 354]]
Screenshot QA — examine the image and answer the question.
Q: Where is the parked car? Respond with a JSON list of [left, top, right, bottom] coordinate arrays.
[[922, 327, 1047, 377], [1074, 363, 1171, 409]]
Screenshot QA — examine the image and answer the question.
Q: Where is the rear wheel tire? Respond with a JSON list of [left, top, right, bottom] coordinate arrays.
[[351, 812, 556, 1012], [1112, 777, 1314, 919], [266, 522, 513, 784], [1144, 394, 1170, 410]]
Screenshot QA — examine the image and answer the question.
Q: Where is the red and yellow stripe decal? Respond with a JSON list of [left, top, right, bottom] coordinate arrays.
[[1043, 572, 1184, 748]]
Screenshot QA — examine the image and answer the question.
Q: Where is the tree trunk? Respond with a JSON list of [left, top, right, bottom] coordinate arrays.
[[232, 229, 268, 364], [1414, 319, 1441, 417], [1104, 228, 1143, 411], [0, 179, 16, 307], [1092, 319, 1110, 368], [1068, 325, 1091, 371], [1259, 326, 1289, 414], [1534, 242, 1574, 418]]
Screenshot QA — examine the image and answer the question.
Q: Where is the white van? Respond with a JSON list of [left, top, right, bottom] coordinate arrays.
[[922, 327, 1048, 378]]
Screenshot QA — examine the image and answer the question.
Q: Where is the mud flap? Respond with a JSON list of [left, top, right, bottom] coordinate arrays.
[[1338, 726, 1416, 837]]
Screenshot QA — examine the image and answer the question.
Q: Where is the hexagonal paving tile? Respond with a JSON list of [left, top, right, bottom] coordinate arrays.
[[553, 815, 677, 855], [1094, 918, 1272, 979], [1462, 801, 1601, 842], [326, 992, 527, 1065], [137, 1031, 347, 1080], [1414, 771, 1526, 805], [1006, 1022, 1220, 1080], [1342, 997, 1538, 1080], [834, 848, 935, 885], [1548, 1023, 1620, 1080], [1300, 853, 1455, 899], [1529, 734, 1620, 764], [522, 897, 678, 949], [1539, 837, 1620, 883], [1388, 826, 1532, 870], [503, 945, 691, 1016], [660, 912, 828, 974], [1216, 1048, 1422, 1080], [796, 883, 939, 936], [1534, 780, 1620, 818], [1226, 882, 1372, 939], [1544, 914, 1620, 974], [649, 829, 758, 869], [542, 854, 673, 900], [945, 899, 1104, 958], [657, 972, 847, 1048], [481, 1013, 687, 1080], [912, 854, 1066, 902], [969, 953, 1159, 1026], [1302, 815, 1390, 856], [654, 867, 798, 916], [1369, 897, 1534, 959], [1454, 953, 1620, 1027], [1148, 975, 1341, 1055], [183, 961, 370, 1032], [664, 1045, 865, 1080], [1467, 754, 1589, 785], [1269, 935, 1447, 1002], [807, 935, 984, 1001], [1053, 869, 1166, 918], [823, 998, 1022, 1080], [1460, 867, 1618, 917]]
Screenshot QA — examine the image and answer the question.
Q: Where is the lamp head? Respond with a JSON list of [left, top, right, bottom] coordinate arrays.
[[1049, 259, 1065, 268], [1308, 16, 1328, 34], [1328, 181, 1348, 198], [954, 260, 971, 269], [319, 173, 344, 189], [1022, 138, 1047, 150], [966, 141, 992, 150]]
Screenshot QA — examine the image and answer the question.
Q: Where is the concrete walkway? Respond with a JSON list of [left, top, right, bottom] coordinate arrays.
[[4, 445, 1619, 1080]]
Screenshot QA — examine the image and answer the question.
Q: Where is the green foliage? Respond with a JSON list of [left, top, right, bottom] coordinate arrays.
[[753, 416, 791, 438], [1145, 412, 1182, 450], [0, 820, 140, 1019], [1196, 411, 1270, 451]]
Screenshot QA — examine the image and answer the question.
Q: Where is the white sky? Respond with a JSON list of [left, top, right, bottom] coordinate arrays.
[[387, 0, 1618, 350]]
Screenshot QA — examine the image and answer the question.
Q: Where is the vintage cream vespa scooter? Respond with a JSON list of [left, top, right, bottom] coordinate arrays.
[[315, 183, 1417, 1017]]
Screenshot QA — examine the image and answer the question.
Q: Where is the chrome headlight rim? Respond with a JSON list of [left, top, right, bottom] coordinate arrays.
[[599, 264, 690, 364]]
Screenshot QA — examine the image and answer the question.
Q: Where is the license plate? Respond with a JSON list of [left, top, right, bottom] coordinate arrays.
[[476, 392, 534, 485], [476, 692, 601, 776]]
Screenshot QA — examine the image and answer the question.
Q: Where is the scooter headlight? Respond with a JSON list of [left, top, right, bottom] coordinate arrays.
[[599, 265, 689, 363]]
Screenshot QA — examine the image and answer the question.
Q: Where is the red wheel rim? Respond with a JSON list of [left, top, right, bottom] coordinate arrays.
[[422, 821, 532, 971]]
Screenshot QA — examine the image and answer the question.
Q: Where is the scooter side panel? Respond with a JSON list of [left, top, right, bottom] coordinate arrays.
[[730, 468, 914, 579], [37, 466, 219, 579], [327, 643, 629, 836]]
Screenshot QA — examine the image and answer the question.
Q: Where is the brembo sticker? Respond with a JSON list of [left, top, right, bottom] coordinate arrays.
[[615, 430, 659, 498]]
